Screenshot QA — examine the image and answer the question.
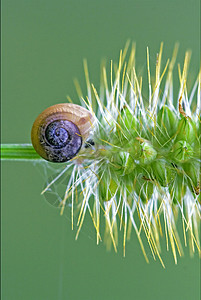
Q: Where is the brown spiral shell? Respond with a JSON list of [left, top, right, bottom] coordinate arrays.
[[31, 103, 94, 162]]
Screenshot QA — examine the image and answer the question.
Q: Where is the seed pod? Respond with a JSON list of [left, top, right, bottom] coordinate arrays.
[[151, 160, 167, 187], [169, 174, 187, 204], [99, 176, 118, 202], [118, 108, 138, 134], [171, 140, 194, 162], [132, 139, 157, 164], [176, 117, 197, 145], [114, 108, 139, 147], [156, 106, 178, 146], [183, 162, 200, 195], [117, 152, 136, 175], [134, 176, 154, 203]]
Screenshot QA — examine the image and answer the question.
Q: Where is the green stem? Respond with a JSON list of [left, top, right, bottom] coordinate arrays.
[[1, 144, 42, 161]]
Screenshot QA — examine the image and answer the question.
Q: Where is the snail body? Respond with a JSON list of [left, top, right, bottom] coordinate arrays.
[[31, 103, 94, 162]]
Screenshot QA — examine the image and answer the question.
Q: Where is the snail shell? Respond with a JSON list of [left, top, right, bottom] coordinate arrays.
[[31, 103, 94, 162]]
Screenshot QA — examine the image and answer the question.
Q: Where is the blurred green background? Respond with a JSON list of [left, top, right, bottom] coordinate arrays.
[[2, 0, 200, 299]]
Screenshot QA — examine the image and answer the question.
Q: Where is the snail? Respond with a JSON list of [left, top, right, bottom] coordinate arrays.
[[31, 103, 94, 162]]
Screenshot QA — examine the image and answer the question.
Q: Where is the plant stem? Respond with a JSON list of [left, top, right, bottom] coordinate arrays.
[[1, 144, 42, 161]]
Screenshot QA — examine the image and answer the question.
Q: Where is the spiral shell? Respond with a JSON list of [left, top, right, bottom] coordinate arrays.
[[31, 103, 94, 162]]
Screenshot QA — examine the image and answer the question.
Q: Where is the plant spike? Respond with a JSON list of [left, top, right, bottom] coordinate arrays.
[[2, 43, 200, 267]]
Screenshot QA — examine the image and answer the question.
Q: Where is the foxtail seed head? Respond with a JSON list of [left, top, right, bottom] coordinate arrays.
[[40, 43, 200, 266]]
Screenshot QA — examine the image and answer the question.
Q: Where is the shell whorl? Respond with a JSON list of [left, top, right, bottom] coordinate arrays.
[[31, 103, 94, 162]]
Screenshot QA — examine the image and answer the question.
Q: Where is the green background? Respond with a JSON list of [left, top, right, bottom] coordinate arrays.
[[2, 0, 200, 299]]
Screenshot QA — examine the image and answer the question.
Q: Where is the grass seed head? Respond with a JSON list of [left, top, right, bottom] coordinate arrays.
[[43, 42, 201, 266]]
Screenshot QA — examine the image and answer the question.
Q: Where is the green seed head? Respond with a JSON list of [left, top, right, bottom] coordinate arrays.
[[34, 43, 201, 266]]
